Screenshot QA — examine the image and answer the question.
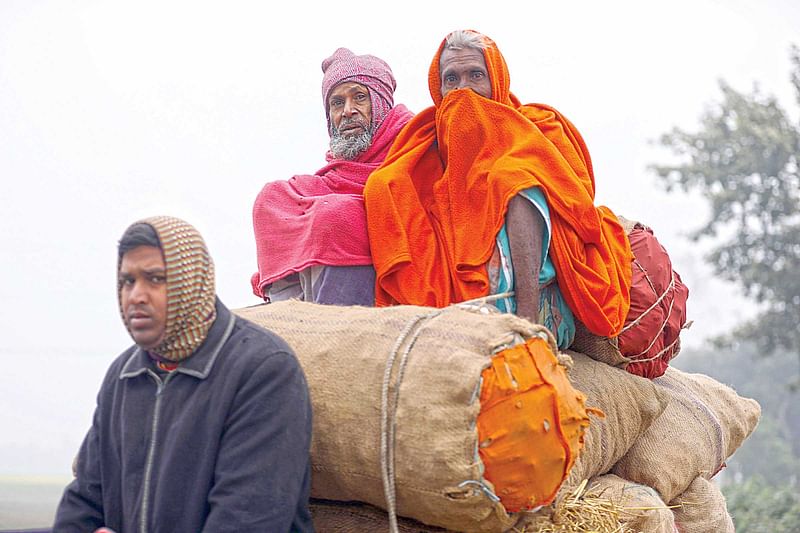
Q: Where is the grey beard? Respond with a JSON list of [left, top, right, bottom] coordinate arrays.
[[329, 120, 373, 160]]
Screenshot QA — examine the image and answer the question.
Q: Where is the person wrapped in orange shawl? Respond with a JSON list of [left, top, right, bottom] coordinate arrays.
[[364, 30, 632, 346]]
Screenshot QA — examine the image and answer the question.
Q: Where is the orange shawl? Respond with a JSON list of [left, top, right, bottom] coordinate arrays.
[[364, 34, 631, 336]]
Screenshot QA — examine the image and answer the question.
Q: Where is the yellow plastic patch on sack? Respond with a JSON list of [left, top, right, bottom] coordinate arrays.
[[477, 337, 591, 512]]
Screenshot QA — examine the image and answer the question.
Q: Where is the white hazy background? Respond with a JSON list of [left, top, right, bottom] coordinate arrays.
[[1, 0, 798, 479]]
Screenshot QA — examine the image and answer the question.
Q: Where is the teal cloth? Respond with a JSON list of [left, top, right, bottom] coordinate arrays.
[[493, 187, 575, 349]]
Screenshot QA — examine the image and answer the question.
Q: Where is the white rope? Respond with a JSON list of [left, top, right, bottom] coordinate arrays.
[[388, 310, 446, 519], [460, 291, 515, 304], [379, 295, 514, 532], [633, 320, 693, 364], [633, 336, 680, 363], [379, 312, 430, 533], [620, 268, 676, 334], [457, 480, 501, 502], [629, 276, 677, 359]]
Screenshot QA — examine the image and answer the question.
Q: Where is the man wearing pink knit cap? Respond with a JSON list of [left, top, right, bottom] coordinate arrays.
[[252, 47, 413, 305]]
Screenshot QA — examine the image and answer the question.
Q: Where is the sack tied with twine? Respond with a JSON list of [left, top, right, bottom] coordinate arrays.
[[570, 216, 690, 379], [235, 300, 592, 532]]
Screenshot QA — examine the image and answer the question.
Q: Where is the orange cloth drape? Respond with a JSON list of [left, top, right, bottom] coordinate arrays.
[[364, 32, 632, 336]]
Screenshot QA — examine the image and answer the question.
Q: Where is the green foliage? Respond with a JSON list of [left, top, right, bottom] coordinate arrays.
[[655, 47, 800, 529], [727, 416, 800, 484], [723, 477, 800, 533], [676, 344, 799, 530], [652, 46, 800, 360]]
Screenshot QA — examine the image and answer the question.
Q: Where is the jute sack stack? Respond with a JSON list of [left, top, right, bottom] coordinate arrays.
[[669, 477, 735, 533], [310, 499, 451, 533], [613, 366, 761, 502], [236, 301, 590, 533], [585, 474, 677, 533], [560, 351, 670, 486]]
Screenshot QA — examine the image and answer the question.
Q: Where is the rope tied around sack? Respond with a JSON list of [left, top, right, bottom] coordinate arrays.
[[620, 266, 675, 335], [379, 293, 515, 533], [619, 263, 684, 360]]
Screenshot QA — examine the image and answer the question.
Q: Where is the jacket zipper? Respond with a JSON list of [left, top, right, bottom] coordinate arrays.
[[140, 371, 174, 533]]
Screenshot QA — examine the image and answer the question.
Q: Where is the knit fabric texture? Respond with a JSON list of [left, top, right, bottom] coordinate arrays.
[[251, 105, 414, 297], [321, 47, 396, 133], [118, 216, 217, 362], [363, 30, 632, 336]]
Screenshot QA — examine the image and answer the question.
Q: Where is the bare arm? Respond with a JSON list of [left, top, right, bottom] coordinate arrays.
[[507, 195, 544, 323]]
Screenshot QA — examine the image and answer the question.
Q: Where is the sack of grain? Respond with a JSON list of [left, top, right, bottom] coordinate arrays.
[[562, 351, 669, 486], [311, 499, 451, 533], [612, 367, 761, 502], [670, 477, 734, 533], [236, 301, 591, 532], [586, 474, 677, 533]]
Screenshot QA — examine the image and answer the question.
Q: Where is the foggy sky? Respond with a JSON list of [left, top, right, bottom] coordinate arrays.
[[1, 0, 798, 477]]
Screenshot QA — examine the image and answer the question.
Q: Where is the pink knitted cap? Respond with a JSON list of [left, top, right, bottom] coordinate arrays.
[[321, 47, 396, 133]]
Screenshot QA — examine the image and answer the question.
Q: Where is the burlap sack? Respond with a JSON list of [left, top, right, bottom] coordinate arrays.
[[311, 499, 452, 532], [613, 366, 761, 502], [569, 321, 629, 368], [586, 474, 677, 533], [670, 477, 734, 533], [562, 351, 669, 486], [236, 301, 580, 532]]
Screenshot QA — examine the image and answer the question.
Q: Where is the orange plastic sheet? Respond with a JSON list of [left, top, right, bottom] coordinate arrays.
[[477, 337, 592, 512]]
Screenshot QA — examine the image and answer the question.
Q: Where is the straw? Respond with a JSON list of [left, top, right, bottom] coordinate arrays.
[[517, 480, 631, 533]]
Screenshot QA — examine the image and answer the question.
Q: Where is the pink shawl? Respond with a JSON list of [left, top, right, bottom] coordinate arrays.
[[251, 104, 413, 297]]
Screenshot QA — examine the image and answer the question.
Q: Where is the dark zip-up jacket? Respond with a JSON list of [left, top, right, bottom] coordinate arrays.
[[54, 299, 313, 532]]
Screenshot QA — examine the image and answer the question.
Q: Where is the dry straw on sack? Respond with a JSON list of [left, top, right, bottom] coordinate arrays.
[[518, 478, 660, 533], [236, 300, 589, 533], [613, 366, 761, 502], [584, 475, 677, 533], [560, 351, 669, 486], [670, 476, 735, 533]]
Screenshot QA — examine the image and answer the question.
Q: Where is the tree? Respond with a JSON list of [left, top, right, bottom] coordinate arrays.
[[723, 477, 800, 533], [651, 46, 800, 366]]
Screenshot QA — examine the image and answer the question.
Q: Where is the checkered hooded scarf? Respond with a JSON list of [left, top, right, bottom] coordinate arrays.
[[321, 47, 397, 135], [118, 216, 217, 362]]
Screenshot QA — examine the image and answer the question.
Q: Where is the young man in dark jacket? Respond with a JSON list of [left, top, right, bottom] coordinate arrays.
[[54, 216, 313, 533]]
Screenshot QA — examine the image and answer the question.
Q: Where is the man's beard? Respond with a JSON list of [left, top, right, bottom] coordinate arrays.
[[329, 117, 373, 160]]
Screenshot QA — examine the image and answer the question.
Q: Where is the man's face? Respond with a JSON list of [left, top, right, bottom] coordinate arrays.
[[328, 81, 374, 160], [119, 245, 168, 350], [328, 81, 372, 134], [439, 47, 492, 99]]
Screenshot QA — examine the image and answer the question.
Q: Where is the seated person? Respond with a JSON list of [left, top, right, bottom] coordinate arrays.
[[55, 216, 313, 532], [252, 47, 413, 305], [364, 30, 632, 348]]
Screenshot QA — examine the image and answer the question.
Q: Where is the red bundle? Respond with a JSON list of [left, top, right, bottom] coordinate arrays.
[[617, 222, 690, 378]]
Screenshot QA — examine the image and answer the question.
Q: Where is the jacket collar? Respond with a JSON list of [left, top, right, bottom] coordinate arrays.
[[119, 298, 235, 381]]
